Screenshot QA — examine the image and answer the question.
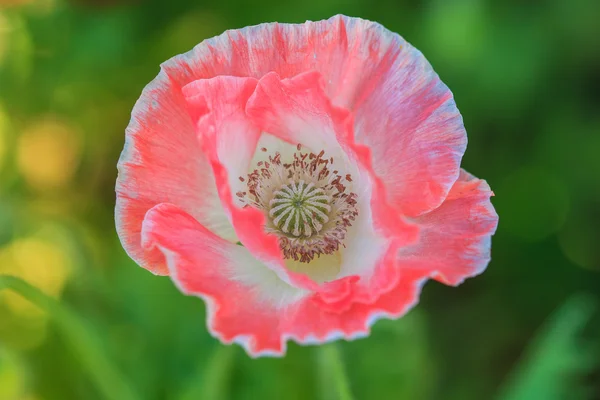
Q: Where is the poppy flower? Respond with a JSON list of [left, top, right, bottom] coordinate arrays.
[[116, 15, 498, 357]]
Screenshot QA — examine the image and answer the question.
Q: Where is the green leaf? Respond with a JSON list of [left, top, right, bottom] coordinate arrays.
[[0, 275, 141, 400], [495, 294, 597, 400]]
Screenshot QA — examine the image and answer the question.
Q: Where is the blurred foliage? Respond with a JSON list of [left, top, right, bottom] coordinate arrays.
[[496, 294, 597, 400], [0, 0, 599, 399]]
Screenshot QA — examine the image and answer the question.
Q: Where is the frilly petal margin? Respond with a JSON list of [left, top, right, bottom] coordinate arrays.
[[399, 170, 499, 285], [141, 203, 428, 357], [116, 70, 236, 275]]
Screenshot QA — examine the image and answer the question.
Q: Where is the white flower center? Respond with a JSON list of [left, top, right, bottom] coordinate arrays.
[[238, 145, 358, 263]]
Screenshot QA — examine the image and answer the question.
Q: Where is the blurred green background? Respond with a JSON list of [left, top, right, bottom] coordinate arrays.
[[0, 0, 599, 399]]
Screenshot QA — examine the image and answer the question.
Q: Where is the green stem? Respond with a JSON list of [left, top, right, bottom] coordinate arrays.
[[178, 344, 236, 400], [317, 344, 354, 400], [0, 275, 141, 400]]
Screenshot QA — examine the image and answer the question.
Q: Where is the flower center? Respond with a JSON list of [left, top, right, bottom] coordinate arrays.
[[269, 181, 331, 238], [238, 145, 358, 263]]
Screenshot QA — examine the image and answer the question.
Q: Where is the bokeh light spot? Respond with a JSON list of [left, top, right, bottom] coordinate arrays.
[[17, 117, 81, 191], [0, 235, 72, 318]]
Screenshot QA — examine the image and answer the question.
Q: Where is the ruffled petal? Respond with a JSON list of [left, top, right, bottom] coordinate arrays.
[[119, 16, 496, 356], [181, 15, 466, 217], [183, 76, 261, 205], [398, 170, 498, 285], [284, 268, 428, 344], [141, 202, 428, 356], [351, 39, 467, 217], [116, 70, 235, 275], [141, 203, 306, 357], [246, 71, 345, 156], [311, 240, 400, 313]]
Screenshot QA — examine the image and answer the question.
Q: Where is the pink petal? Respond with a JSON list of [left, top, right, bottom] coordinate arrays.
[[182, 75, 319, 292], [311, 240, 401, 313], [116, 70, 235, 275], [398, 170, 499, 285], [352, 45, 467, 217], [246, 70, 418, 243], [183, 76, 261, 204], [183, 73, 410, 310], [246, 71, 343, 154], [183, 15, 466, 217], [141, 202, 428, 356], [141, 203, 293, 356], [285, 268, 427, 344]]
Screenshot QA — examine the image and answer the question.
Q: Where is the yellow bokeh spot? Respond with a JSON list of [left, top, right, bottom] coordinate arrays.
[[0, 236, 72, 318], [17, 117, 81, 191]]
